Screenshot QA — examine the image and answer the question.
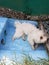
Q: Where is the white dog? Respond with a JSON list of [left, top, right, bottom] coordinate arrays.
[[12, 21, 47, 49]]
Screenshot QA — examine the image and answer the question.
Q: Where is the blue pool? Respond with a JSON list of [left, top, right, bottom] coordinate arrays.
[[0, 17, 48, 61]]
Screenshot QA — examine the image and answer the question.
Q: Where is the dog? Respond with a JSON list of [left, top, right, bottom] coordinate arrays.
[[12, 21, 47, 49]]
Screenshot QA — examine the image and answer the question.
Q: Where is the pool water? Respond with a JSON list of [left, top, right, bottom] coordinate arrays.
[[0, 17, 48, 61]]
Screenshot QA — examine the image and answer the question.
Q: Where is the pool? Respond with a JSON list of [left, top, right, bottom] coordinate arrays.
[[0, 17, 48, 62]]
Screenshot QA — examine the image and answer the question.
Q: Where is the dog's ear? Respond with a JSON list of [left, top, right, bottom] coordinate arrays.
[[38, 20, 45, 31], [39, 20, 49, 36]]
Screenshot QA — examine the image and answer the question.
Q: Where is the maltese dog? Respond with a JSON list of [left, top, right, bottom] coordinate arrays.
[[12, 21, 47, 49]]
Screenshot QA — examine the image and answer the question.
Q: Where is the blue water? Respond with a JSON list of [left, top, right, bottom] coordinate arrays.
[[0, 17, 48, 61]]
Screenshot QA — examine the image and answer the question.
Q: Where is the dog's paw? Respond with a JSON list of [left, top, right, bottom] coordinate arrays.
[[31, 46, 35, 50]]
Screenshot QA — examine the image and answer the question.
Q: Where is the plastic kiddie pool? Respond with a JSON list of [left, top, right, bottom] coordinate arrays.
[[0, 17, 48, 62]]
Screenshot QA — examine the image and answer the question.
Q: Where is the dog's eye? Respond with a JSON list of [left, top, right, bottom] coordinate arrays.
[[40, 36, 43, 40]]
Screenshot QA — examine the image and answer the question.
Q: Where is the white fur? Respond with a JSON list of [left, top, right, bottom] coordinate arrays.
[[12, 21, 47, 49], [27, 29, 47, 49]]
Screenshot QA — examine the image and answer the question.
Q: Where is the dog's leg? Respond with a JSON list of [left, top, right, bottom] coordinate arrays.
[[12, 29, 23, 41], [22, 33, 27, 41], [27, 37, 35, 49], [12, 31, 18, 41], [31, 42, 36, 50], [34, 43, 38, 49], [31, 44, 36, 50], [30, 40, 38, 50]]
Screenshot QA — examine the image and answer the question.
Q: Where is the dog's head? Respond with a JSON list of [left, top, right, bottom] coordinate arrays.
[[34, 29, 47, 44]]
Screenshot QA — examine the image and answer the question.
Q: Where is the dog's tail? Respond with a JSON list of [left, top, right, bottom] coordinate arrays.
[[14, 21, 21, 27]]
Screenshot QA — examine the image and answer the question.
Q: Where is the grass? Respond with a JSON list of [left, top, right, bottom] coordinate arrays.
[[23, 54, 49, 65], [0, 54, 49, 65]]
